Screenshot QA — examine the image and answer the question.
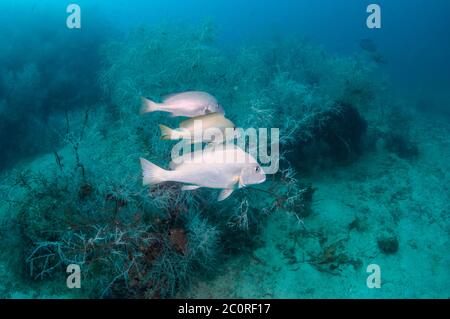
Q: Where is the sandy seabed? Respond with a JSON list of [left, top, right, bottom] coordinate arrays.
[[184, 112, 450, 299]]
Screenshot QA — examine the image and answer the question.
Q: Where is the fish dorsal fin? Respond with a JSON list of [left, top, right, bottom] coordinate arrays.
[[161, 90, 199, 103], [179, 112, 224, 128], [218, 189, 234, 201], [161, 93, 179, 102]]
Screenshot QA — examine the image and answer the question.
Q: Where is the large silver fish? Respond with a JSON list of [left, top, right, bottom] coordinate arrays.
[[140, 145, 266, 201], [141, 91, 224, 117]]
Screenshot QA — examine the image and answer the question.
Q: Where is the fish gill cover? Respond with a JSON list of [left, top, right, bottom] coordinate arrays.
[[0, 1, 448, 299]]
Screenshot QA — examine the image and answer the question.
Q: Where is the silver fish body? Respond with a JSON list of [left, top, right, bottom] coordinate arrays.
[[140, 145, 265, 201], [141, 91, 224, 117], [159, 113, 237, 143]]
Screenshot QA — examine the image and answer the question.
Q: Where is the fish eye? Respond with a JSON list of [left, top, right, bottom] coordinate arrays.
[[255, 166, 260, 173]]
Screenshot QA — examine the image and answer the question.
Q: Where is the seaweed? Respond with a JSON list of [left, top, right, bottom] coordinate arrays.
[[307, 240, 362, 275]]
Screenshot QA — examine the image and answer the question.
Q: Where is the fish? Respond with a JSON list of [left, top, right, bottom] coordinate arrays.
[[359, 38, 377, 53], [158, 113, 238, 144], [140, 145, 266, 201], [359, 38, 386, 64], [140, 91, 224, 117]]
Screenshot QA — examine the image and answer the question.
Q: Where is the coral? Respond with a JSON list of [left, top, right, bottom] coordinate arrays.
[[169, 228, 188, 254], [285, 183, 316, 219], [185, 211, 220, 269], [0, 108, 221, 297]]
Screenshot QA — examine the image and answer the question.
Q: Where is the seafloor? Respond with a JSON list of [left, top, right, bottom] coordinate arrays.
[[1, 109, 448, 299], [183, 113, 450, 298]]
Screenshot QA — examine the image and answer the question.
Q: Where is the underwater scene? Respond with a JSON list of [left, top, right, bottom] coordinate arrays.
[[0, 0, 449, 299]]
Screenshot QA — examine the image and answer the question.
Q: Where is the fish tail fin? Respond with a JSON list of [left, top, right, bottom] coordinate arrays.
[[159, 124, 178, 140], [140, 158, 170, 185], [140, 97, 160, 115], [159, 125, 188, 140]]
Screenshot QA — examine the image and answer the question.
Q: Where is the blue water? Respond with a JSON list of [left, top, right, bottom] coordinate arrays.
[[0, 0, 448, 298]]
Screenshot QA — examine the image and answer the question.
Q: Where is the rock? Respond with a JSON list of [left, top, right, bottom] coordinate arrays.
[[287, 102, 367, 172], [377, 234, 399, 254]]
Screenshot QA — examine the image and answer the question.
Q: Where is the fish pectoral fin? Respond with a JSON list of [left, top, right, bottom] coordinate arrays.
[[232, 175, 245, 189], [181, 185, 201, 191], [231, 175, 245, 188], [218, 189, 234, 201], [238, 175, 245, 188]]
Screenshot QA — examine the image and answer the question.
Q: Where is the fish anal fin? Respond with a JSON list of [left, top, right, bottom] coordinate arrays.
[[218, 189, 234, 201], [181, 185, 201, 191]]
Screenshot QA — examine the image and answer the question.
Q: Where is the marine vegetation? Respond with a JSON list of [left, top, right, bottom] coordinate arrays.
[[0, 7, 107, 171], [0, 23, 392, 298]]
